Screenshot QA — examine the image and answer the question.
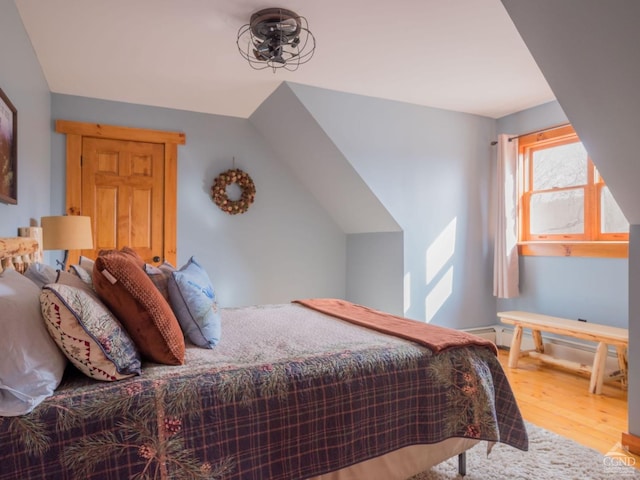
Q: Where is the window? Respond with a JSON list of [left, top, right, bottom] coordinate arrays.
[[518, 125, 628, 258]]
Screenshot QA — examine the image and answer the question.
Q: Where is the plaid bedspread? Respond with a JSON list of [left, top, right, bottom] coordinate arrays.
[[0, 303, 528, 480]]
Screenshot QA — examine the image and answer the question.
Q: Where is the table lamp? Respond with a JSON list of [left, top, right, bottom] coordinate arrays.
[[41, 215, 94, 270]]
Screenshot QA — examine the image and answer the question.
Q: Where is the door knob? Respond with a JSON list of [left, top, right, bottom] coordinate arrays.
[[153, 256, 161, 263]]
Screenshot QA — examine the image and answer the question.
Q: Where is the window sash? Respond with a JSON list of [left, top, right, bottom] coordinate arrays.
[[518, 125, 628, 247]]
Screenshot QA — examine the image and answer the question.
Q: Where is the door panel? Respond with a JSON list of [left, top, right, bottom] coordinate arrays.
[[82, 137, 165, 264], [131, 187, 152, 248], [95, 186, 118, 249], [57, 120, 183, 267]]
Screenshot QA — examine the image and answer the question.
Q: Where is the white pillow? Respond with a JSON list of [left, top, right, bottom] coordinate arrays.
[[79, 255, 95, 272], [69, 255, 96, 288], [0, 270, 67, 416], [23, 262, 58, 288], [69, 264, 93, 288]]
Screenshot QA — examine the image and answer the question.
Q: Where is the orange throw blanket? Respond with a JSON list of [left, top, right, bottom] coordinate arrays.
[[293, 298, 497, 355]]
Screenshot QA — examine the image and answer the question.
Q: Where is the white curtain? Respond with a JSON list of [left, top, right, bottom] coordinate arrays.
[[493, 134, 519, 298]]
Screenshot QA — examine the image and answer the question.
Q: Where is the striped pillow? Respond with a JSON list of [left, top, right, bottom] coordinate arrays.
[[144, 261, 176, 302]]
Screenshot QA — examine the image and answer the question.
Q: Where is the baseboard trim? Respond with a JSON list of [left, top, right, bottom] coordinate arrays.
[[622, 432, 640, 456]]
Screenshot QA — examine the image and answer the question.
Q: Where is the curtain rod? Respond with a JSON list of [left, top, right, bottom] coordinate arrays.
[[490, 122, 570, 146]]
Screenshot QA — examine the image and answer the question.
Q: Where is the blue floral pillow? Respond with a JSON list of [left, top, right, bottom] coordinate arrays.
[[167, 257, 221, 348]]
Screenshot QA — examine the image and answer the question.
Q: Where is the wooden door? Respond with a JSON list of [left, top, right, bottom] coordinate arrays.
[[56, 121, 185, 267], [82, 137, 165, 263]]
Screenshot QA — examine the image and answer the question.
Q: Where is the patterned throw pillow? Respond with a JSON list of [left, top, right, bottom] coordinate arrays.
[[168, 257, 221, 349], [144, 261, 176, 302], [93, 249, 185, 365], [40, 283, 141, 381]]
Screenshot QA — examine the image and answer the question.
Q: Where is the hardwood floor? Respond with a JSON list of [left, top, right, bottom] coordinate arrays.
[[497, 348, 639, 468]]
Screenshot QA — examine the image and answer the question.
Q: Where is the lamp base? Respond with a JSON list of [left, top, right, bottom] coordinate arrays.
[[56, 250, 69, 271]]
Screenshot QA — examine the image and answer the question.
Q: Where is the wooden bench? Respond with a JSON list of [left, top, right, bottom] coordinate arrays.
[[497, 311, 628, 395]]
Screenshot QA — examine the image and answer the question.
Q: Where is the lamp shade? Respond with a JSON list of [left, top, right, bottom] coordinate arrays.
[[41, 216, 94, 251]]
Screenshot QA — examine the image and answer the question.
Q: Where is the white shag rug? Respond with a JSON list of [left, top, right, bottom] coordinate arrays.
[[410, 422, 640, 480]]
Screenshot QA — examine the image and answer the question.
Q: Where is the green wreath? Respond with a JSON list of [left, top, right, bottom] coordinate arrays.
[[211, 168, 256, 215]]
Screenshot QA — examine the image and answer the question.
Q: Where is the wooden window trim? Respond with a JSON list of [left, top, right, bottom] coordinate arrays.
[[518, 241, 628, 258], [517, 124, 628, 258]]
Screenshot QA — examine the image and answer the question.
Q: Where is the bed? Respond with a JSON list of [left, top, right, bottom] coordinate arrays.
[[0, 236, 528, 480]]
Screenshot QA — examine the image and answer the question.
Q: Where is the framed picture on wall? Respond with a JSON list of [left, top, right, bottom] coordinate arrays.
[[0, 87, 17, 205]]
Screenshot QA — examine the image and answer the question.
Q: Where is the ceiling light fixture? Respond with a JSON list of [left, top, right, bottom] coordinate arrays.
[[236, 8, 316, 72]]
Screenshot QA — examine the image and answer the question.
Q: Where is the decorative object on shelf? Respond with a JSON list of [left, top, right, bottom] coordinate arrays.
[[0, 87, 17, 205], [211, 168, 256, 215], [42, 215, 94, 269], [236, 7, 315, 72]]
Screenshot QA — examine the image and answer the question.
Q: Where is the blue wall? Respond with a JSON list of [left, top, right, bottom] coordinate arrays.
[[496, 101, 629, 327], [0, 0, 51, 236], [3, 0, 627, 334], [51, 94, 346, 308], [347, 232, 404, 315], [290, 84, 497, 328]]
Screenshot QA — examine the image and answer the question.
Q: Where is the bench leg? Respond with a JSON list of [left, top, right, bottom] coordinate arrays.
[[532, 329, 544, 353], [508, 325, 523, 368], [589, 342, 608, 395], [616, 346, 628, 388]]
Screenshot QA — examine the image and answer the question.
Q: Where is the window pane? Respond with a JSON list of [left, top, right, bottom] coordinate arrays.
[[601, 186, 629, 233], [532, 142, 588, 190], [530, 189, 584, 235]]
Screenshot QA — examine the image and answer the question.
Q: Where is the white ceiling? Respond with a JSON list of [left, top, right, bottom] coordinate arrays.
[[15, 0, 555, 119]]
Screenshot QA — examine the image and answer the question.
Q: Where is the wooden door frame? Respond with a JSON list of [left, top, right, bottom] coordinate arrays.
[[55, 120, 185, 266]]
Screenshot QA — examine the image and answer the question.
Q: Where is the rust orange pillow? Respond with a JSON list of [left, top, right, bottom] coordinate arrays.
[[98, 246, 145, 268], [92, 250, 185, 365]]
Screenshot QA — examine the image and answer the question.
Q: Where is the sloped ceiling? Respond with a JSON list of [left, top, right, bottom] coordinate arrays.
[[14, 0, 554, 119], [250, 83, 400, 234], [501, 0, 640, 224]]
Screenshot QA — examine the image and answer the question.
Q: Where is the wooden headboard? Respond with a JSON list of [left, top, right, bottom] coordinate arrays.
[[0, 237, 40, 273]]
